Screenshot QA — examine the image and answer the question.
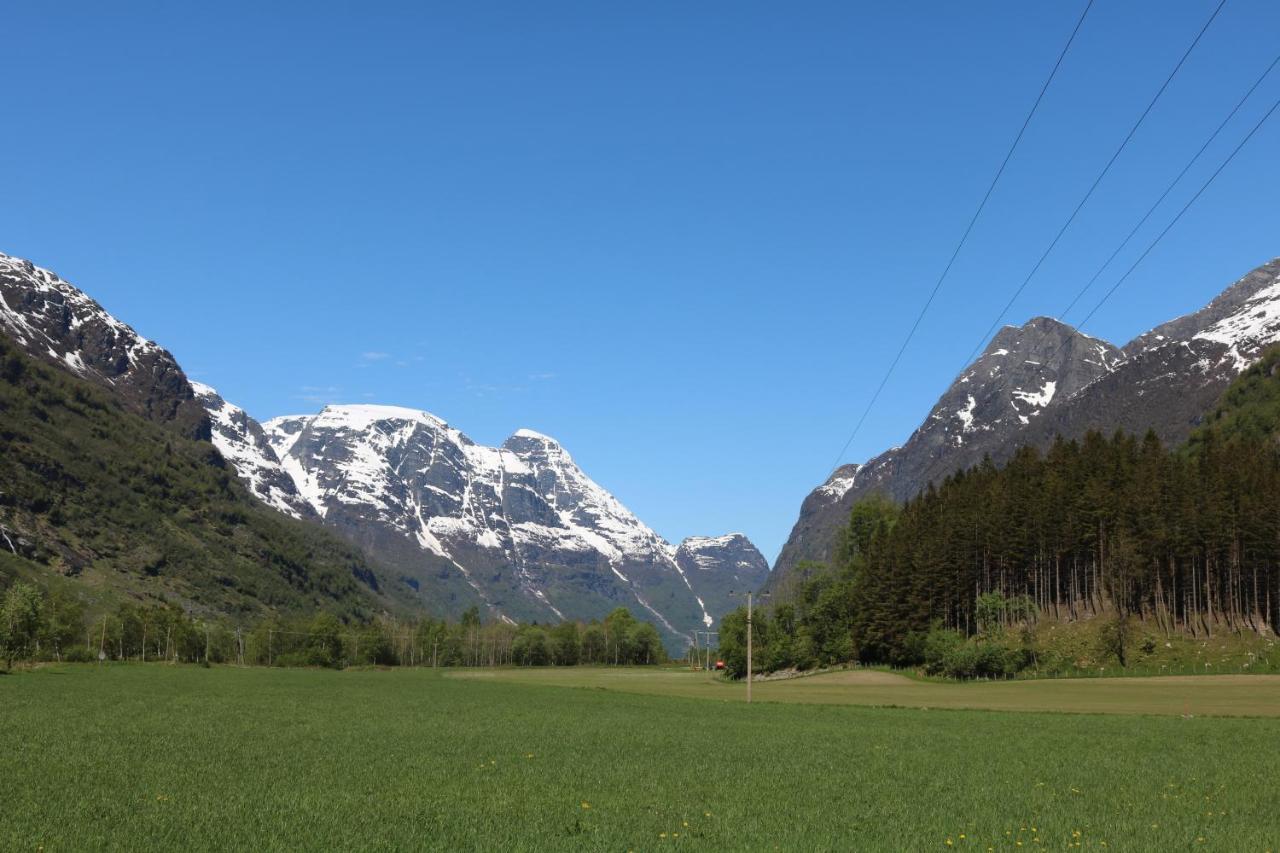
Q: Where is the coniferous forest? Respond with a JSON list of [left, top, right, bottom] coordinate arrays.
[[723, 348, 1280, 678]]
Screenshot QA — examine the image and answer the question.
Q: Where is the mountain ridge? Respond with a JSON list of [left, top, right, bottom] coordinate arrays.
[[0, 249, 765, 648], [0, 252, 209, 440], [769, 257, 1280, 592]]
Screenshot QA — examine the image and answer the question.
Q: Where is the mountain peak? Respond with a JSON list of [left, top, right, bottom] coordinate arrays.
[[313, 404, 451, 433], [771, 256, 1280, 592], [985, 316, 1108, 359], [0, 250, 208, 439], [680, 533, 750, 550], [507, 428, 561, 445], [672, 533, 771, 615]]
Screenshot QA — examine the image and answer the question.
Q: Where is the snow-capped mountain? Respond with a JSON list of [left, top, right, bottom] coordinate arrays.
[[0, 249, 761, 645], [672, 534, 770, 627], [772, 316, 1122, 585], [0, 252, 208, 438], [1027, 258, 1280, 448], [771, 257, 1280, 591], [190, 382, 312, 519], [252, 403, 760, 645]]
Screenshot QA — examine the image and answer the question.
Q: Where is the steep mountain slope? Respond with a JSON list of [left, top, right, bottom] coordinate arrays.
[[771, 258, 1280, 591], [191, 382, 312, 520], [258, 405, 750, 645], [672, 534, 770, 628], [0, 248, 769, 643], [1027, 259, 1280, 448], [0, 252, 208, 439], [772, 317, 1122, 583], [1185, 344, 1280, 451], [0, 333, 406, 620]]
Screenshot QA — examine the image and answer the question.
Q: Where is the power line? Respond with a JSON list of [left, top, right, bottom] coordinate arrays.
[[1000, 94, 1279, 389], [823, 0, 1095, 476], [959, 0, 1229, 369], [1060, 51, 1280, 320], [1073, 96, 1280, 333]]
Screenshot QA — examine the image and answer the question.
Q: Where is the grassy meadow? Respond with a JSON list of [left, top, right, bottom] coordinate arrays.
[[453, 666, 1280, 718], [3, 665, 1279, 851]]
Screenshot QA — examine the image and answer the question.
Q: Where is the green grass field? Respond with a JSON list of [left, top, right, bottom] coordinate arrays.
[[452, 666, 1280, 718], [3, 666, 1279, 850]]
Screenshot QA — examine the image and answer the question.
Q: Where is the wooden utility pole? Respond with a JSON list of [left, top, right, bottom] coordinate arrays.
[[729, 590, 766, 703], [746, 592, 753, 704]]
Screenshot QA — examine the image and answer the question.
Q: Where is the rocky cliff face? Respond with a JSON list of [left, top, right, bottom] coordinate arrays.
[[770, 258, 1280, 591], [190, 382, 312, 520], [254, 404, 760, 647], [0, 249, 764, 647], [0, 253, 208, 439], [1027, 258, 1280, 448], [672, 534, 770, 626], [772, 317, 1122, 583]]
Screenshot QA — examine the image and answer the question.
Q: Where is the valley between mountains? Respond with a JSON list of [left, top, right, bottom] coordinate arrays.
[[3, 248, 1279, 650]]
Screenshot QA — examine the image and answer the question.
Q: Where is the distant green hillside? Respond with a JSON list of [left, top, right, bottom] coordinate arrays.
[[1187, 344, 1280, 451], [0, 333, 412, 620]]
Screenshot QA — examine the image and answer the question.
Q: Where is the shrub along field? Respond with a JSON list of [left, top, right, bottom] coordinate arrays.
[[3, 666, 1278, 850]]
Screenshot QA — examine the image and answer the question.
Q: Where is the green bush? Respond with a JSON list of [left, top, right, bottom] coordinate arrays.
[[920, 626, 1030, 680]]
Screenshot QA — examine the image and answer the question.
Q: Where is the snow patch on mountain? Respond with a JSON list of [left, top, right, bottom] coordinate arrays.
[[256, 405, 764, 640], [818, 465, 861, 500], [955, 395, 977, 432], [190, 382, 310, 519], [1013, 380, 1057, 410], [1194, 275, 1280, 372], [0, 253, 162, 371], [0, 251, 208, 438]]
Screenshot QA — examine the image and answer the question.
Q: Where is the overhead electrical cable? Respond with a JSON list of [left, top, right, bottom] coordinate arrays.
[[1059, 51, 1280, 320], [1002, 94, 1280, 388], [1072, 96, 1280, 334], [958, 0, 1229, 369], [822, 0, 1095, 477]]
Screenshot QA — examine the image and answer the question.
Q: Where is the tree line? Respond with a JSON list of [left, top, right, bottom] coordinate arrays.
[[723, 421, 1280, 679], [0, 583, 668, 669]]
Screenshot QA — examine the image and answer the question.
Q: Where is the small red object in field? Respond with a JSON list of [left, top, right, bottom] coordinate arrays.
[[715, 660, 725, 670]]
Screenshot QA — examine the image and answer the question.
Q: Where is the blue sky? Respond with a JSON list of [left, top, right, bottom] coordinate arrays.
[[5, 1, 1280, 561]]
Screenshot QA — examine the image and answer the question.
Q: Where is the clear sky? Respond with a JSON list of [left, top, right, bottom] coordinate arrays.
[[5, 1, 1279, 561]]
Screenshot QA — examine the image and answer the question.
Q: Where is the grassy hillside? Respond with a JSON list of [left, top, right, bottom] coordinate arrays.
[[0, 333, 414, 621], [3, 665, 1277, 849]]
